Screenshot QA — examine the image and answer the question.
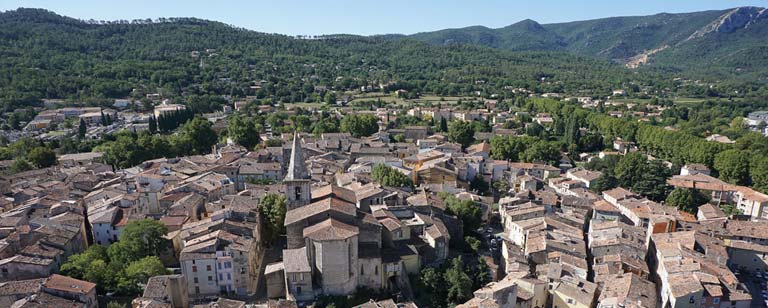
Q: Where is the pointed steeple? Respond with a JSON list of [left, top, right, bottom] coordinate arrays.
[[285, 131, 308, 181]]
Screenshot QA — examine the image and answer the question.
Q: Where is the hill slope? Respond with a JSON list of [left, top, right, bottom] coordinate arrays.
[[410, 19, 565, 51], [404, 7, 768, 79], [0, 8, 639, 107]]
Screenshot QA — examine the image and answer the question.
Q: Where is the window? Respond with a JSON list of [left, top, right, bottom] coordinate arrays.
[[206, 265, 212, 271], [218, 263, 222, 269], [713, 298, 720, 304], [295, 187, 301, 199], [208, 276, 213, 281], [375, 266, 378, 275], [299, 273, 304, 281], [195, 286, 200, 294], [227, 273, 231, 280], [361, 265, 365, 275], [193, 277, 198, 283], [224, 261, 232, 268], [192, 266, 198, 272], [567, 299, 574, 304], [219, 274, 223, 280], [296, 286, 302, 294], [689, 296, 695, 304]]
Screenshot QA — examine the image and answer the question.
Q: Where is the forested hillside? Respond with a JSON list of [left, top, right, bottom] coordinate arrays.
[[406, 7, 768, 82], [0, 8, 646, 111]]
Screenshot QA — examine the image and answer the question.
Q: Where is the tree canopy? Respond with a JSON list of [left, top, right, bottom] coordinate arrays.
[[371, 164, 413, 188], [61, 219, 170, 295], [341, 114, 379, 137]]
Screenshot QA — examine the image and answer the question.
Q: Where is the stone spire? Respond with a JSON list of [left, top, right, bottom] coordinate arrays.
[[285, 131, 308, 181]]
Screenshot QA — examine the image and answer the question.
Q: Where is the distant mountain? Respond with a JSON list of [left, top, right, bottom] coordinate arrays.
[[409, 19, 565, 51], [402, 7, 768, 77]]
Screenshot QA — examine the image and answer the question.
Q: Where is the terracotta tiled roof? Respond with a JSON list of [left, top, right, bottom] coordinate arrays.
[[303, 218, 359, 241], [43, 274, 95, 294], [284, 198, 357, 226]]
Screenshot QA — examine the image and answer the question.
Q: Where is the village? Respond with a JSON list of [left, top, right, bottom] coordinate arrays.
[[0, 88, 765, 308]]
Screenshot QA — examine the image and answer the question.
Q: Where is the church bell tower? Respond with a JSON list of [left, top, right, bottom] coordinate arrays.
[[284, 131, 311, 211]]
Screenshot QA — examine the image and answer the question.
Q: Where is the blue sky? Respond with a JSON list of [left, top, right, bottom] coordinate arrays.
[[1, 0, 765, 35]]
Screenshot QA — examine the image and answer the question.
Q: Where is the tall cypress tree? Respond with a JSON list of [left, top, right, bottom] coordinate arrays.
[[149, 115, 157, 134], [78, 118, 87, 139]]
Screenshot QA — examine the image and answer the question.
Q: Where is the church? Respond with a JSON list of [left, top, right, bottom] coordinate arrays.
[[265, 132, 455, 302]]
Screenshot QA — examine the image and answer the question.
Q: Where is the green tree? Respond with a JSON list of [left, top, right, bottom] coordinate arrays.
[[465, 236, 481, 252], [721, 204, 743, 216], [340, 114, 379, 137], [392, 134, 406, 143], [292, 115, 313, 132], [259, 193, 287, 243], [78, 118, 87, 139], [522, 142, 561, 165], [473, 256, 491, 289], [750, 156, 768, 193], [416, 267, 447, 308], [9, 157, 32, 173], [148, 115, 157, 134], [27, 146, 56, 168], [264, 138, 283, 147], [490, 135, 536, 161], [439, 117, 448, 132], [324, 91, 337, 104], [666, 188, 709, 214], [492, 180, 509, 197], [60, 245, 114, 293], [117, 256, 167, 295], [714, 149, 751, 185], [175, 117, 218, 155], [448, 120, 475, 149], [470, 175, 490, 195], [444, 257, 473, 305], [525, 122, 544, 137], [108, 219, 169, 265], [443, 195, 482, 232], [107, 302, 126, 308], [371, 164, 413, 188], [615, 153, 671, 201], [590, 174, 618, 193], [100, 111, 108, 126], [633, 160, 671, 201], [615, 152, 646, 188], [227, 115, 260, 149], [564, 113, 580, 147]]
